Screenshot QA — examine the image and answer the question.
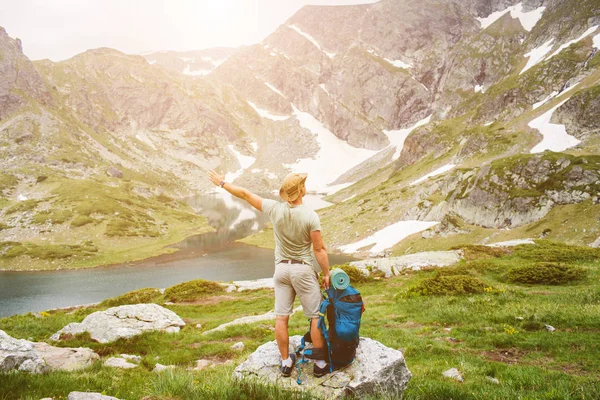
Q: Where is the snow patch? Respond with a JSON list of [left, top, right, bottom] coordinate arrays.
[[339, 220, 440, 255], [17, 194, 28, 201], [410, 164, 456, 186], [477, 3, 545, 32], [288, 24, 335, 58], [484, 121, 494, 126], [547, 25, 599, 60], [148, 60, 157, 65], [520, 38, 554, 75], [224, 144, 256, 183], [284, 105, 378, 192], [319, 84, 330, 96], [320, 182, 355, 195], [247, 101, 290, 121], [529, 99, 580, 153], [532, 91, 558, 110], [474, 85, 485, 93], [250, 169, 277, 179], [135, 133, 157, 150], [183, 65, 211, 76], [384, 58, 412, 69], [594, 32, 600, 48], [383, 115, 432, 161], [264, 82, 284, 98]]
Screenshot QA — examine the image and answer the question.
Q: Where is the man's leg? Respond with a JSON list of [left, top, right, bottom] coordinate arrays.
[[310, 317, 325, 348], [275, 315, 290, 359]]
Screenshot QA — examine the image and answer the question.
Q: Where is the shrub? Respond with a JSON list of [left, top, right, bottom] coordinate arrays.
[[5, 200, 40, 214], [70, 215, 96, 227], [101, 288, 163, 307], [32, 210, 73, 225], [0, 241, 27, 258], [407, 275, 488, 296], [507, 263, 586, 285], [451, 244, 511, 261], [36, 175, 48, 183], [514, 240, 600, 263], [332, 263, 371, 284], [164, 279, 224, 302]]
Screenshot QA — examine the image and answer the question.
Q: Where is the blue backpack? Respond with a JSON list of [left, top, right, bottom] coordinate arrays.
[[295, 286, 364, 381]]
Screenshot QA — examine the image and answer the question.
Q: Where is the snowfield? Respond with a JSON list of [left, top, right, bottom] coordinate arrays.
[[477, 2, 545, 32], [384, 58, 412, 69], [529, 99, 580, 153], [383, 115, 432, 161], [520, 38, 554, 75], [410, 164, 456, 186], [284, 106, 378, 192], [339, 220, 440, 255], [182, 65, 212, 76], [532, 91, 558, 110], [264, 82, 284, 98]]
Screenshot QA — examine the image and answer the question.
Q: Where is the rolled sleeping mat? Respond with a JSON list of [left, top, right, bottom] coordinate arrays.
[[330, 268, 350, 290]]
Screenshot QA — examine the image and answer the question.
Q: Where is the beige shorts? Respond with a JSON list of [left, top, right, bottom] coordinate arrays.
[[274, 262, 321, 318]]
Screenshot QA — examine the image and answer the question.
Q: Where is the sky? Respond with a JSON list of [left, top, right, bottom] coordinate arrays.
[[1, 0, 379, 61]]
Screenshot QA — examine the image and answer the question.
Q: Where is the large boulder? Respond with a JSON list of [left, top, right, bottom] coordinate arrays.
[[234, 335, 411, 399], [50, 304, 185, 344], [68, 392, 120, 400], [0, 330, 98, 374]]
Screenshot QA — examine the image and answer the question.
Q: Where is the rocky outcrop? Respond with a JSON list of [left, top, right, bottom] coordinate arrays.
[[350, 251, 463, 277], [0, 329, 98, 373], [68, 392, 120, 400], [234, 335, 411, 399], [50, 304, 185, 343], [104, 357, 138, 369], [202, 306, 302, 336]]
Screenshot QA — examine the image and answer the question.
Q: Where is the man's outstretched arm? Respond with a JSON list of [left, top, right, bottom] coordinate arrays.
[[208, 169, 264, 211]]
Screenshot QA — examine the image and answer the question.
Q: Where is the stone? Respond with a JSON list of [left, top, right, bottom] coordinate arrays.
[[0, 330, 98, 374], [516, 316, 524, 321], [220, 278, 275, 292], [68, 392, 120, 400], [203, 306, 302, 335], [193, 359, 215, 370], [50, 304, 185, 343], [195, 324, 202, 329], [231, 342, 245, 351], [153, 363, 176, 373], [106, 167, 123, 179], [545, 324, 556, 332], [350, 251, 462, 278], [120, 354, 142, 363], [443, 368, 463, 382], [234, 336, 411, 399], [486, 376, 500, 384], [104, 357, 137, 369]]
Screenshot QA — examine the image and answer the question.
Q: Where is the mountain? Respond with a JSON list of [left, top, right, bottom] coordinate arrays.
[[1, 0, 600, 270]]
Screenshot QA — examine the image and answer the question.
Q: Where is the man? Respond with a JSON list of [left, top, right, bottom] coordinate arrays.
[[208, 169, 331, 377]]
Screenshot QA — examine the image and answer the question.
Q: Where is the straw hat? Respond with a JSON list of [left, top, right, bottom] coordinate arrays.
[[279, 173, 307, 202]]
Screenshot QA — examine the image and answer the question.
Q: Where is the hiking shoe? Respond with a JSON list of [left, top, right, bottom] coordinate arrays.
[[313, 363, 331, 377], [281, 353, 296, 377]]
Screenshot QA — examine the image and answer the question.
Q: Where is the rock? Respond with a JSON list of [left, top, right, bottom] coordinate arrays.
[[50, 304, 185, 343], [443, 368, 463, 382], [68, 392, 120, 400], [545, 324, 556, 332], [33, 342, 98, 371], [195, 324, 202, 329], [104, 357, 138, 369], [120, 354, 142, 363], [486, 376, 500, 384], [350, 251, 462, 277], [234, 336, 411, 399], [40, 398, 53, 400], [193, 359, 215, 370], [203, 306, 302, 335], [153, 363, 176, 373], [486, 239, 535, 247], [0, 330, 98, 374], [231, 342, 245, 351], [516, 316, 524, 321], [106, 167, 123, 179], [220, 278, 275, 292]]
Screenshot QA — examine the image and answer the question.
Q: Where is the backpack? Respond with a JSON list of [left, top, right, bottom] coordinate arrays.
[[295, 286, 364, 382]]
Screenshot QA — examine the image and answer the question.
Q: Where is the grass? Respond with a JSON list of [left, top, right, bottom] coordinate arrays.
[[164, 280, 225, 303], [1, 241, 599, 399]]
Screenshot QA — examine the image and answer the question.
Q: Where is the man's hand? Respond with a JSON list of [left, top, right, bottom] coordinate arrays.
[[208, 169, 225, 187], [322, 274, 330, 290]]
